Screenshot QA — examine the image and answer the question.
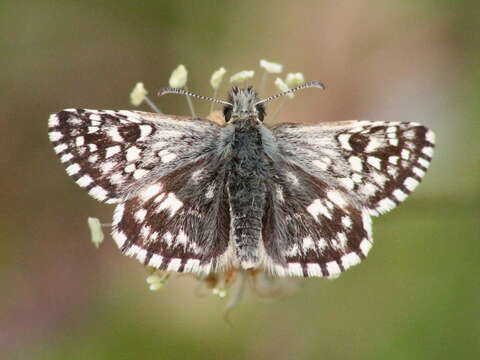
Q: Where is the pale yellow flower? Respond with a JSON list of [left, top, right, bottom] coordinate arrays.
[[169, 64, 188, 88]]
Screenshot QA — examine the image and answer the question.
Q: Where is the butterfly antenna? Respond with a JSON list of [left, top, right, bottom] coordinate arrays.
[[158, 88, 232, 106], [255, 81, 325, 106]]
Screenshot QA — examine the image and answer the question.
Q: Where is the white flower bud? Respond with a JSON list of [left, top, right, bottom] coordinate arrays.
[[146, 274, 161, 284], [230, 70, 255, 83], [285, 72, 305, 87], [87, 217, 104, 248], [259, 59, 283, 74], [149, 282, 164, 291], [212, 287, 227, 298], [130, 82, 148, 106], [274, 77, 294, 98], [169, 64, 188, 88], [210, 67, 227, 89]]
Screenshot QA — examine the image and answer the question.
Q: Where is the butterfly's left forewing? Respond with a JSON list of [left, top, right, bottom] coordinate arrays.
[[48, 109, 221, 203]]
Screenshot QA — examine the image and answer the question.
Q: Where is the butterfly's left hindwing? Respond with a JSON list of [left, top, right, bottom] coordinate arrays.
[[112, 155, 231, 274]]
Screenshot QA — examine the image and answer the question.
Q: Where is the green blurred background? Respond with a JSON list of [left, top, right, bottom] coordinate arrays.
[[1, 1, 479, 359]]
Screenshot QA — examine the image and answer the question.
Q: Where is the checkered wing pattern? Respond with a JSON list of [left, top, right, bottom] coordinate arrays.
[[273, 120, 435, 216], [49, 109, 231, 274], [111, 155, 231, 274], [267, 120, 435, 277], [48, 109, 221, 203]]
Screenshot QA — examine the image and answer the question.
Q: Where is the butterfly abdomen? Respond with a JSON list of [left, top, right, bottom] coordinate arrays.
[[227, 119, 268, 269]]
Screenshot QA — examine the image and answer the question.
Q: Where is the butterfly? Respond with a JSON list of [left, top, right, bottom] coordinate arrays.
[[48, 81, 435, 278]]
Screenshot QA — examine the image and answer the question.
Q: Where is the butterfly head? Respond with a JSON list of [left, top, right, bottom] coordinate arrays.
[[159, 81, 324, 124], [223, 87, 266, 123]]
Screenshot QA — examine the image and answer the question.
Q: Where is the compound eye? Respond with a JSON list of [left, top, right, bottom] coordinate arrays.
[[256, 104, 266, 122], [223, 105, 233, 122]]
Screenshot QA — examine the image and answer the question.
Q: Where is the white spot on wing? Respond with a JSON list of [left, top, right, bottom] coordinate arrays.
[[365, 137, 382, 152], [341, 252, 361, 269], [156, 192, 183, 216], [139, 125, 153, 140], [133, 169, 148, 179], [126, 146, 142, 162], [107, 128, 124, 142], [341, 216, 352, 229], [176, 230, 188, 247], [418, 158, 430, 168], [388, 156, 399, 165], [348, 156, 363, 172], [302, 236, 315, 251], [106, 145, 121, 158], [89, 185, 108, 201], [326, 261, 341, 278], [359, 239, 372, 256], [422, 147, 434, 157], [184, 259, 201, 273], [66, 163, 81, 175], [401, 149, 410, 160], [404, 177, 419, 191], [140, 225, 150, 240], [412, 167, 425, 178], [49, 131, 63, 141], [75, 136, 85, 146], [388, 138, 399, 146], [140, 183, 163, 201], [100, 161, 116, 174], [136, 249, 148, 263], [306, 263, 322, 277], [307, 199, 332, 220], [76, 174, 93, 187], [327, 190, 347, 208], [338, 133, 352, 150], [48, 114, 59, 127], [393, 189, 408, 201], [167, 258, 182, 272], [112, 230, 127, 247], [287, 263, 303, 276], [376, 198, 396, 213], [60, 153, 74, 163], [426, 129, 435, 143], [113, 204, 125, 225], [313, 159, 329, 171], [362, 210, 372, 239], [54, 143, 68, 154], [367, 156, 382, 170], [134, 208, 147, 222], [340, 178, 355, 190], [149, 254, 163, 268]]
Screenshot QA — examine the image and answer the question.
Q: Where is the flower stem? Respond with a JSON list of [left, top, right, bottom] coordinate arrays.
[[185, 87, 196, 117], [144, 96, 162, 114], [209, 88, 218, 114]]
